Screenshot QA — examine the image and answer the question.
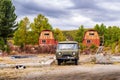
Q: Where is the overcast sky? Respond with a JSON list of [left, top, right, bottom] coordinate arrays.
[[12, 0, 120, 30]]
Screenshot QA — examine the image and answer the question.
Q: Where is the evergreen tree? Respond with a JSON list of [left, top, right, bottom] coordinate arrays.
[[75, 25, 85, 43], [94, 23, 106, 36], [0, 0, 17, 43], [13, 17, 29, 46], [26, 31, 39, 45], [30, 14, 52, 44], [54, 28, 66, 41], [0, 37, 5, 51], [31, 14, 52, 35]]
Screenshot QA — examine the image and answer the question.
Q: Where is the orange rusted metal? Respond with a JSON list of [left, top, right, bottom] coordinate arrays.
[[39, 30, 57, 45], [82, 29, 100, 47]]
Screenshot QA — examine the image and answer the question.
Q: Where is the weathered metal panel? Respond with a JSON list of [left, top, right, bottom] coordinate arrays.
[[82, 30, 100, 47]]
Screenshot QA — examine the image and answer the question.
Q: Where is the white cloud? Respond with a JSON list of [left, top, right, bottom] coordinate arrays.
[[48, 12, 99, 30], [29, 0, 74, 10], [97, 2, 120, 11], [13, 0, 120, 30], [103, 20, 120, 27]]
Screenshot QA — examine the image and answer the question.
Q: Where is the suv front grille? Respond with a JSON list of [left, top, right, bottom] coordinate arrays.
[[62, 54, 72, 58]]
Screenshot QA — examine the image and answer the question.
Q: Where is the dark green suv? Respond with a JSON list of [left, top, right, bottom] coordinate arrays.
[[56, 41, 80, 65]]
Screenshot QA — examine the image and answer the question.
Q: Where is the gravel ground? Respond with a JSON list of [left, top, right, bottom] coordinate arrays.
[[1, 63, 120, 80], [1, 55, 120, 80], [23, 64, 120, 80]]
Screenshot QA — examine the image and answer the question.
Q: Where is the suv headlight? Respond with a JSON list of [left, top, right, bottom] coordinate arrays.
[[58, 52, 62, 55], [72, 52, 76, 55]]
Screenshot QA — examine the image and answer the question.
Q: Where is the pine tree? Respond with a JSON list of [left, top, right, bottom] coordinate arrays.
[[31, 14, 52, 35], [13, 17, 29, 46], [75, 25, 85, 43], [0, 0, 17, 43], [30, 14, 52, 44], [54, 28, 66, 41]]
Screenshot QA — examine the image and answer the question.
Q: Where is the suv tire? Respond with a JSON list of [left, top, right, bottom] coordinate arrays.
[[75, 59, 78, 65], [57, 59, 61, 65]]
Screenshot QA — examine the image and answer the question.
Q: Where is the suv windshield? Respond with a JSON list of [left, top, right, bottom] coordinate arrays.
[[57, 43, 78, 50]]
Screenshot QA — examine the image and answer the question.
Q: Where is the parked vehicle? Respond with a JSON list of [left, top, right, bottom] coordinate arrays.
[[56, 41, 80, 65]]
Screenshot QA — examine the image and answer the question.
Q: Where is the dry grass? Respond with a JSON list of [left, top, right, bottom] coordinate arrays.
[[0, 67, 49, 79], [0, 68, 24, 79], [0, 54, 54, 64], [0, 57, 3, 61]]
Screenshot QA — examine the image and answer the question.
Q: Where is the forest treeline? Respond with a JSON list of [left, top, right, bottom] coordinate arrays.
[[0, 0, 120, 54], [13, 16, 120, 54], [63, 24, 120, 53], [63, 24, 120, 46]]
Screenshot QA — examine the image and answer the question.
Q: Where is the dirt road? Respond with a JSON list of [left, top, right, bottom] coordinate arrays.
[[24, 64, 120, 80], [1, 54, 120, 80], [1, 63, 120, 80]]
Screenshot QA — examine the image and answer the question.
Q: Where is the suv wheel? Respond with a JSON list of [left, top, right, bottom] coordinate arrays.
[[57, 59, 61, 65], [75, 59, 78, 65]]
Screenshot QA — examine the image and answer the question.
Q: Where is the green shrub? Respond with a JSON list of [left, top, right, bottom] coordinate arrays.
[[89, 44, 97, 53], [90, 44, 97, 50], [79, 43, 86, 50], [111, 43, 116, 54], [0, 37, 10, 53], [0, 38, 5, 51]]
